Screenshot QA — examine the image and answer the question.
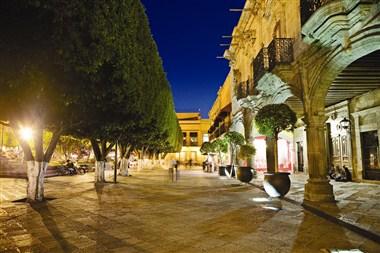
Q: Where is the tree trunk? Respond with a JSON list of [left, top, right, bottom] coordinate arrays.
[[90, 139, 114, 183], [266, 135, 278, 173], [26, 161, 49, 201], [274, 133, 279, 173], [95, 160, 106, 182], [119, 158, 129, 176], [11, 123, 61, 202], [242, 108, 255, 168]]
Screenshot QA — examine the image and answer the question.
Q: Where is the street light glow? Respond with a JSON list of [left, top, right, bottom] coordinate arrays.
[[20, 127, 33, 141]]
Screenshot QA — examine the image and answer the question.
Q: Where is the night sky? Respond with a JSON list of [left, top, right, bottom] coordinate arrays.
[[141, 0, 245, 118]]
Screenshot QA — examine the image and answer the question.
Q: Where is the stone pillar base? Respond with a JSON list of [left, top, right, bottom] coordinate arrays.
[[304, 178, 335, 202]]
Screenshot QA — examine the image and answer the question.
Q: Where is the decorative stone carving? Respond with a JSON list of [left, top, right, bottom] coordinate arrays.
[[223, 49, 236, 68], [238, 73, 295, 112]]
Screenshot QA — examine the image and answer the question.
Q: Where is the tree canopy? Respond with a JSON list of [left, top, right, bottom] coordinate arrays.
[[255, 104, 297, 138], [0, 0, 182, 198]]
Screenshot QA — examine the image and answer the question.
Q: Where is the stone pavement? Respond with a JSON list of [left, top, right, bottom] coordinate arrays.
[[0, 169, 379, 253], [252, 173, 380, 241]]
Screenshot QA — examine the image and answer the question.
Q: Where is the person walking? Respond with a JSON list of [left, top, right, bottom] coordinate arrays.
[[175, 160, 179, 180]]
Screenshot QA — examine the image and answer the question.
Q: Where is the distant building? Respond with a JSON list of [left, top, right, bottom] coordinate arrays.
[[166, 112, 211, 166]]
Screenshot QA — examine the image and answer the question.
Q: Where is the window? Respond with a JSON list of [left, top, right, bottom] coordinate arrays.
[[332, 137, 340, 157], [190, 132, 198, 146], [183, 132, 187, 146], [341, 135, 348, 158], [203, 134, 209, 143]]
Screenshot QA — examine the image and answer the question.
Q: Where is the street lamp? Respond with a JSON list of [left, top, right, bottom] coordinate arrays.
[[339, 117, 351, 131], [19, 127, 33, 141]]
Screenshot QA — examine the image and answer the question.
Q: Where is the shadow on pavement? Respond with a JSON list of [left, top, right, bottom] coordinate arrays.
[[30, 201, 78, 252]]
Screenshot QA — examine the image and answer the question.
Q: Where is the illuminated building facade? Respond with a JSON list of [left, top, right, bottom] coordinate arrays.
[[211, 0, 380, 201], [166, 113, 211, 166]]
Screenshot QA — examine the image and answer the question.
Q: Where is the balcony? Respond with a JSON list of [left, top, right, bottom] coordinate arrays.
[[267, 39, 294, 72], [301, 0, 334, 26], [253, 47, 268, 87], [236, 80, 254, 100], [253, 38, 294, 86]]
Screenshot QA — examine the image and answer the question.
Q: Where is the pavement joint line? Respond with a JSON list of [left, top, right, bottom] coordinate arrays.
[[248, 181, 380, 244]]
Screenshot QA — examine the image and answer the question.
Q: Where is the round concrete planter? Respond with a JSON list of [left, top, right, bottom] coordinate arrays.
[[218, 166, 226, 176], [263, 172, 291, 197], [237, 166, 253, 183], [225, 165, 235, 178]]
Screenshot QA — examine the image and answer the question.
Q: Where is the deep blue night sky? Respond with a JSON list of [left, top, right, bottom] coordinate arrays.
[[141, 0, 245, 118]]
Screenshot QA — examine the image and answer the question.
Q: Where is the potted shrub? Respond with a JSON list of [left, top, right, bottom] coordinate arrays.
[[224, 131, 245, 178], [212, 138, 228, 176], [237, 144, 256, 183], [255, 103, 297, 197]]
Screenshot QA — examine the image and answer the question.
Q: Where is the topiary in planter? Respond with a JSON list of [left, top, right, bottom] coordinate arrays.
[[237, 144, 256, 183], [256, 103, 296, 197], [224, 131, 245, 178], [255, 103, 297, 173]]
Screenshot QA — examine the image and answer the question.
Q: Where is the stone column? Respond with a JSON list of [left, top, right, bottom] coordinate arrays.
[[351, 114, 363, 180], [304, 113, 335, 202]]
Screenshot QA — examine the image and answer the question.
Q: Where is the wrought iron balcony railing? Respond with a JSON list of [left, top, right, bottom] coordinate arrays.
[[236, 80, 254, 100], [301, 0, 335, 26], [253, 47, 268, 87], [253, 38, 293, 86], [267, 38, 294, 72]]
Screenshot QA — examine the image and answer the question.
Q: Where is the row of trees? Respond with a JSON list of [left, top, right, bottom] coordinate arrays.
[[0, 0, 182, 201]]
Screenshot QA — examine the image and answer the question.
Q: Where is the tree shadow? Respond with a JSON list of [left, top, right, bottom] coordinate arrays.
[[94, 183, 145, 252], [30, 201, 77, 252]]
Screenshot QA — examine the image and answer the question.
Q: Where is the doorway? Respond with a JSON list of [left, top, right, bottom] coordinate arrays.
[[296, 142, 304, 172], [361, 131, 380, 180]]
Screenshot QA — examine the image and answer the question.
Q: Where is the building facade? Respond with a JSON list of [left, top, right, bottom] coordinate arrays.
[[166, 113, 211, 166], [210, 0, 380, 202], [208, 73, 232, 141]]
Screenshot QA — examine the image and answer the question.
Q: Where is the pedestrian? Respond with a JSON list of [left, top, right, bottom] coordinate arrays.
[[343, 165, 352, 181], [175, 160, 179, 180]]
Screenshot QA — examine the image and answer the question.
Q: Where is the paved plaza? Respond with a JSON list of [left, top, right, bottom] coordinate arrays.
[[1, 169, 380, 253], [253, 174, 380, 240]]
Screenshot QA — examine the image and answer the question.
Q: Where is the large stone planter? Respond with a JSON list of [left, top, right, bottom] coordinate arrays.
[[263, 172, 291, 197], [237, 166, 253, 183], [219, 166, 226, 176], [225, 165, 235, 178]]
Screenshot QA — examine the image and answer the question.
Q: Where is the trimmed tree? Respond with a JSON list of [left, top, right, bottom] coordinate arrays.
[[255, 104, 297, 173], [238, 144, 256, 166], [224, 131, 245, 177], [212, 138, 228, 166], [0, 1, 81, 201], [200, 141, 216, 172]]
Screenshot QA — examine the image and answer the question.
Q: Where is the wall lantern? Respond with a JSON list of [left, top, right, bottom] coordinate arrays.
[[339, 117, 350, 131]]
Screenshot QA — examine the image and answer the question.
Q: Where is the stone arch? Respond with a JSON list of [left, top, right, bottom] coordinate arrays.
[[308, 23, 380, 111], [253, 72, 303, 110]]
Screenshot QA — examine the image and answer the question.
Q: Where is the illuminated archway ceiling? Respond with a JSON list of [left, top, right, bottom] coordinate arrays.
[[325, 50, 380, 106]]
